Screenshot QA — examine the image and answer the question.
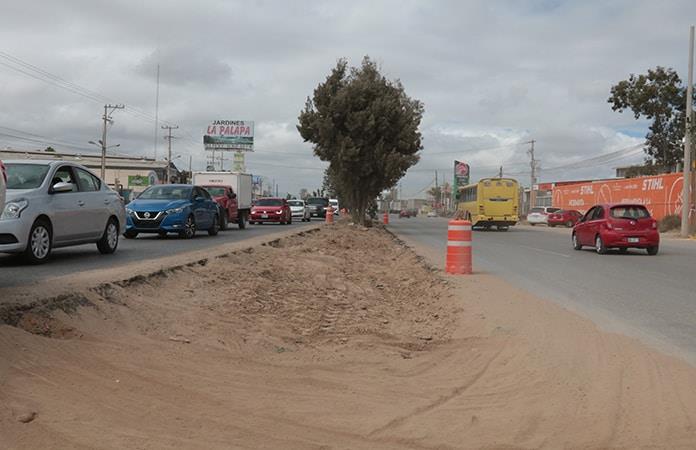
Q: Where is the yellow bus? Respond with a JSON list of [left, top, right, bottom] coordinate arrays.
[[457, 177, 520, 230]]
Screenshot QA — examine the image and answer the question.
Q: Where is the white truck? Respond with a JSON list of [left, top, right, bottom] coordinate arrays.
[[192, 171, 253, 229]]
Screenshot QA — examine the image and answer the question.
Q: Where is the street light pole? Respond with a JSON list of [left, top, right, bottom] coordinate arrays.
[[162, 125, 179, 183], [682, 25, 694, 237], [100, 104, 124, 180]]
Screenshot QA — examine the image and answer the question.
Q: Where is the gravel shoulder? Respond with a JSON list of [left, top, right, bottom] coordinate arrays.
[[1, 222, 696, 448]]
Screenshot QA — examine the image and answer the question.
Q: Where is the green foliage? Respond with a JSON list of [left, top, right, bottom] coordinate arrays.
[[608, 66, 695, 167], [659, 214, 681, 232], [623, 161, 662, 178], [297, 56, 424, 224], [44, 146, 56, 152]]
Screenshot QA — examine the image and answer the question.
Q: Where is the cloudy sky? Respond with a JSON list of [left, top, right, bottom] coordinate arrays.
[[0, 0, 694, 197]]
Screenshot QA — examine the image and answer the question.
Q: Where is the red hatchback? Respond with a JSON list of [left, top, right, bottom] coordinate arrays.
[[548, 209, 583, 227], [249, 197, 292, 225], [572, 204, 659, 255]]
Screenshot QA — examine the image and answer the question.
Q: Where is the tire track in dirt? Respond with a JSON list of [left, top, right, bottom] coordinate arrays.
[[368, 339, 509, 437]]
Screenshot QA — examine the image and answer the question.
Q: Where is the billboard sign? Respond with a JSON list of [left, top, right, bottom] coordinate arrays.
[[552, 173, 684, 221], [204, 120, 254, 151], [454, 160, 470, 186]]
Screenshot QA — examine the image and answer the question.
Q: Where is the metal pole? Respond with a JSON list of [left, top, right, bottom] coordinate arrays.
[[162, 125, 179, 184], [527, 140, 537, 211], [188, 155, 193, 183], [101, 104, 107, 180], [100, 104, 124, 181], [682, 25, 694, 237]]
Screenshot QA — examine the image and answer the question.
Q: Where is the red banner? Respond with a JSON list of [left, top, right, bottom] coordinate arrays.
[[552, 173, 684, 221]]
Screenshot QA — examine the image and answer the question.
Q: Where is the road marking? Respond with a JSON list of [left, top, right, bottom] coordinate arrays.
[[518, 245, 571, 258]]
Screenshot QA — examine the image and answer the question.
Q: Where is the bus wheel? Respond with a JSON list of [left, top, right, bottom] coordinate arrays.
[[497, 225, 509, 231]]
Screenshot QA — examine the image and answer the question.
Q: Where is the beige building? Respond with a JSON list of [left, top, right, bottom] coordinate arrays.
[[0, 148, 180, 201]]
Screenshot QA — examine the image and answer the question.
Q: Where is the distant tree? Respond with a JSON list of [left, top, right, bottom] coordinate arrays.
[[44, 146, 56, 152], [298, 56, 424, 225], [608, 66, 695, 167], [322, 167, 338, 198]]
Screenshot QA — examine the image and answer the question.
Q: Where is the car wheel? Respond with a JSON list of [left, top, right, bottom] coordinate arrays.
[[618, 248, 628, 254], [572, 233, 582, 250], [238, 211, 247, 229], [566, 220, 574, 228], [23, 218, 52, 264], [549, 224, 555, 227], [595, 235, 607, 254], [647, 246, 659, 256], [530, 223, 536, 226], [124, 230, 138, 239], [158, 231, 168, 238], [97, 218, 119, 255], [208, 215, 220, 236], [180, 215, 196, 239], [220, 212, 228, 231], [288, 216, 292, 225]]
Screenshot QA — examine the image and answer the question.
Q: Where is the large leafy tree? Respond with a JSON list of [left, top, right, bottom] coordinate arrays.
[[608, 66, 695, 167], [297, 57, 424, 225]]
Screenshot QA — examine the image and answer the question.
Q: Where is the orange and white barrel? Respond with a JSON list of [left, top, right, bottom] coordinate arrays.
[[383, 211, 389, 225], [445, 220, 472, 274], [326, 206, 334, 224]]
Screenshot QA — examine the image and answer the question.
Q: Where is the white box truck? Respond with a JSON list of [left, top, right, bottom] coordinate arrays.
[[192, 171, 252, 228]]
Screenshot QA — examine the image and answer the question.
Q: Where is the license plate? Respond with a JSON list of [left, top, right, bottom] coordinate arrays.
[[261, 214, 268, 219], [311, 213, 317, 216], [628, 237, 639, 243]]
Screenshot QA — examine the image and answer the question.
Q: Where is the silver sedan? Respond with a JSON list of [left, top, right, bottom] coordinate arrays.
[[0, 160, 126, 263]]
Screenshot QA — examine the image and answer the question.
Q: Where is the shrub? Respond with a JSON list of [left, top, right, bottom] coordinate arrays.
[[659, 214, 681, 232]]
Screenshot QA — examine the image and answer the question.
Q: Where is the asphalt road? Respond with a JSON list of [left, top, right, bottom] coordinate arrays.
[[389, 216, 696, 364], [0, 219, 315, 288]]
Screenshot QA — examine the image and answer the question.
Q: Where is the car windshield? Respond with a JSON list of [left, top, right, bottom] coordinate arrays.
[[138, 185, 192, 200], [307, 198, 329, 206], [610, 205, 650, 219], [288, 200, 304, 207], [530, 208, 545, 213], [4, 163, 51, 189], [204, 187, 226, 196], [255, 198, 283, 206]]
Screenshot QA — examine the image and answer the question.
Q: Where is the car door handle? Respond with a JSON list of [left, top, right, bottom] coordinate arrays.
[[78, 200, 85, 207], [103, 199, 110, 204]]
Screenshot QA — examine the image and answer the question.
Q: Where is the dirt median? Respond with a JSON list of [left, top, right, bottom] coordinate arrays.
[[1, 222, 696, 448]]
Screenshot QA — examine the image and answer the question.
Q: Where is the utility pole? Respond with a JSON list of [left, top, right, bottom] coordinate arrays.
[[499, 166, 503, 178], [162, 125, 179, 183], [188, 155, 193, 183], [100, 104, 124, 180], [153, 64, 160, 160], [682, 25, 694, 237], [526, 140, 537, 211]]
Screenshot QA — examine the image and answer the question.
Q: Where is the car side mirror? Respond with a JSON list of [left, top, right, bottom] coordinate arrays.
[[230, 193, 237, 199], [51, 181, 74, 193], [195, 196, 205, 202]]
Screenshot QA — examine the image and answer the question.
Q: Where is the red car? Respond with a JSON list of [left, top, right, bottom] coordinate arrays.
[[572, 204, 659, 255], [547, 209, 583, 227], [249, 197, 292, 225]]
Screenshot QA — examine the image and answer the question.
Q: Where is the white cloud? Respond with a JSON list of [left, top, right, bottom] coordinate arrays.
[[0, 0, 692, 196]]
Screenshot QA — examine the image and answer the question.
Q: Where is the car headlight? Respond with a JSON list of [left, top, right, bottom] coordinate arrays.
[[1, 199, 28, 219], [166, 207, 185, 215], [126, 208, 134, 215], [276, 210, 283, 214]]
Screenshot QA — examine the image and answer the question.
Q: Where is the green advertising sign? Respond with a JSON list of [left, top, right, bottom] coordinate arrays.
[[128, 175, 151, 187]]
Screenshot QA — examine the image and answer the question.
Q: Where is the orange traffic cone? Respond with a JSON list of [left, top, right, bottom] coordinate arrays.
[[326, 206, 334, 224]]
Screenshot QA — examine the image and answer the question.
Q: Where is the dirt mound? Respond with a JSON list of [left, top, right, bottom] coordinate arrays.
[[3, 223, 696, 449]]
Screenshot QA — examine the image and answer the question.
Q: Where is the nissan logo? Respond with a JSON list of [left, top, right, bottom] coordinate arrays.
[[144, 212, 151, 218]]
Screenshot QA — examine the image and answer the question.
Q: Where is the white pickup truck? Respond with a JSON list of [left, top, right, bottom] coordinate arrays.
[[192, 171, 253, 228]]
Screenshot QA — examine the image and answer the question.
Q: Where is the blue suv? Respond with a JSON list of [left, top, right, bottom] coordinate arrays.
[[124, 184, 220, 239]]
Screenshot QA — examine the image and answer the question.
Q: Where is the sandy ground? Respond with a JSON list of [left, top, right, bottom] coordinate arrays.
[[2, 223, 696, 448]]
